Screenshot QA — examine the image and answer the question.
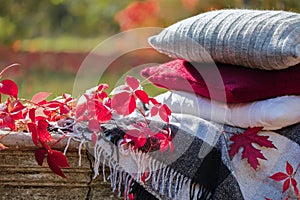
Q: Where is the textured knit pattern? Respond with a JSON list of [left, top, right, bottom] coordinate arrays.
[[149, 9, 300, 70]]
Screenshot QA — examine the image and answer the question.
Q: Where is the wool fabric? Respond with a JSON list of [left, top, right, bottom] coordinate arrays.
[[149, 9, 300, 70]]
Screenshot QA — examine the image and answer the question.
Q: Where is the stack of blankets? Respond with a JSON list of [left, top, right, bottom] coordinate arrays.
[[77, 9, 300, 200]]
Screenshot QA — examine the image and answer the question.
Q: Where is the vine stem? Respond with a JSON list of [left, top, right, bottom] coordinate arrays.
[[0, 63, 20, 78], [294, 163, 300, 176], [0, 131, 12, 140], [50, 134, 67, 148], [137, 107, 149, 127]]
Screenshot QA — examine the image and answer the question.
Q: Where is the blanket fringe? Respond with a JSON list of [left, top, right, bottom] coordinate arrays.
[[72, 135, 213, 200]]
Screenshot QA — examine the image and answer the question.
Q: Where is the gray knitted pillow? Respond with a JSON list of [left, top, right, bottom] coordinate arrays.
[[149, 9, 300, 70]]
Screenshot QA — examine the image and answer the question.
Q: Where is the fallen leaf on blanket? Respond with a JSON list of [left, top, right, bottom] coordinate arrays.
[[269, 161, 299, 197], [229, 127, 277, 170]]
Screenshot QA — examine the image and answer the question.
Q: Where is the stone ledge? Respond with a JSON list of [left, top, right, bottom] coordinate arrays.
[[0, 131, 121, 200]]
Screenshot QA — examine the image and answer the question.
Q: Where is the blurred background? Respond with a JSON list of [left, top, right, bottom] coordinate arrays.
[[1, 0, 300, 99]]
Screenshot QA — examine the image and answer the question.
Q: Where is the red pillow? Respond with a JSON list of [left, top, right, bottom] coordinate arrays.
[[141, 59, 300, 103]]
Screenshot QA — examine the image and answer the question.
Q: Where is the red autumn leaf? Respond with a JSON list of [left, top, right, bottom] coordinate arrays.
[[49, 150, 69, 168], [59, 104, 71, 115], [149, 98, 159, 105], [97, 83, 109, 92], [141, 170, 149, 183], [124, 129, 147, 149], [47, 155, 66, 178], [270, 161, 299, 196], [150, 103, 172, 123], [0, 99, 25, 130], [126, 76, 140, 91], [135, 90, 149, 104], [29, 108, 35, 122], [75, 103, 87, 119], [0, 79, 18, 98], [286, 161, 294, 175], [91, 132, 98, 145], [34, 148, 47, 166], [8, 100, 25, 116], [269, 172, 289, 181], [291, 178, 299, 196], [37, 119, 48, 130], [127, 193, 135, 200], [47, 150, 69, 178], [31, 92, 51, 104], [76, 94, 112, 124], [150, 106, 158, 116], [88, 119, 101, 132], [283, 179, 290, 193], [159, 104, 171, 123], [111, 92, 136, 115], [155, 128, 174, 153], [93, 101, 111, 123], [229, 127, 276, 170], [27, 122, 39, 146]]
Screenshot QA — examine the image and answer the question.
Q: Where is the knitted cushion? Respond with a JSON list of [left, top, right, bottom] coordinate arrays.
[[141, 59, 300, 103], [149, 9, 300, 70], [155, 90, 300, 130]]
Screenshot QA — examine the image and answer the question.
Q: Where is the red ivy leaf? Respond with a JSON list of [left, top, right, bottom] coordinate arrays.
[[269, 172, 289, 182], [0, 79, 18, 98], [91, 132, 98, 145], [160, 140, 169, 152], [88, 119, 101, 132], [111, 92, 136, 115], [34, 148, 47, 166], [47, 155, 66, 178], [126, 76, 140, 90], [97, 83, 109, 92], [47, 150, 69, 178], [128, 193, 135, 200], [75, 103, 86, 119], [282, 179, 290, 193], [229, 127, 276, 170], [291, 178, 299, 196], [37, 119, 53, 143], [29, 108, 35, 122], [150, 106, 158, 116], [37, 119, 48, 130], [286, 161, 294, 176], [159, 105, 170, 123], [31, 92, 51, 104], [49, 150, 69, 168], [135, 90, 149, 104], [27, 122, 39, 146], [124, 129, 147, 149], [149, 98, 159, 105], [141, 170, 149, 183], [94, 102, 111, 123]]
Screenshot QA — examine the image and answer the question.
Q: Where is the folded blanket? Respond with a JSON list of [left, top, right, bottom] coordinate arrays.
[[69, 114, 300, 200]]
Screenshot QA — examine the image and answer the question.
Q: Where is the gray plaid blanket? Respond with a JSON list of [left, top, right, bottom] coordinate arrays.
[[68, 114, 300, 200]]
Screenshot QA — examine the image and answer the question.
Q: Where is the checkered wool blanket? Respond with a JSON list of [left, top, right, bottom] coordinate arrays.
[[68, 113, 300, 200]]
